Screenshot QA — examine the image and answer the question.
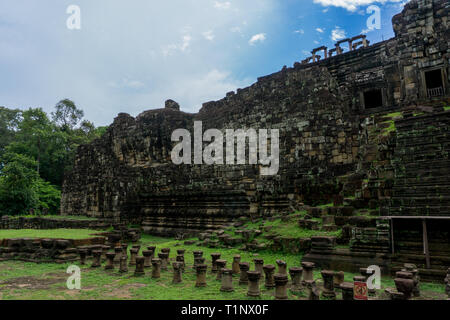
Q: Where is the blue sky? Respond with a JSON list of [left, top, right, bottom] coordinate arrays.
[[0, 0, 409, 126]]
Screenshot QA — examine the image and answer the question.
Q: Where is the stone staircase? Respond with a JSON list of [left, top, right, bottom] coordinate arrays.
[[389, 111, 450, 216]]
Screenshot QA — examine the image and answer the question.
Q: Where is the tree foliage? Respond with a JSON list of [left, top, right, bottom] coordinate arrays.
[[51, 99, 84, 131], [0, 100, 107, 215], [0, 153, 40, 215], [0, 152, 61, 215], [0, 107, 22, 159]]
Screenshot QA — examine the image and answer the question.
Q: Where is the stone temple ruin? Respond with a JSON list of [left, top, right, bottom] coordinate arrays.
[[61, 0, 449, 281]]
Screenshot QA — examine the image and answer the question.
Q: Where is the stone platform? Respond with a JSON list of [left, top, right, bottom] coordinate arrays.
[[0, 237, 106, 263], [0, 216, 112, 230]]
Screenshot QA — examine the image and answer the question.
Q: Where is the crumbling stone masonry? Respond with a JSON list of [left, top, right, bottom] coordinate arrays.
[[0, 216, 111, 230], [61, 0, 449, 241], [0, 238, 105, 263]]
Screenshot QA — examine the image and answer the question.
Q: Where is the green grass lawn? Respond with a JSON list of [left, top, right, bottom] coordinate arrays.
[[0, 229, 103, 240], [0, 234, 446, 300]]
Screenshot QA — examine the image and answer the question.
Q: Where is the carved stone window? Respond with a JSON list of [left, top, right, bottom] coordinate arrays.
[[424, 69, 444, 98]]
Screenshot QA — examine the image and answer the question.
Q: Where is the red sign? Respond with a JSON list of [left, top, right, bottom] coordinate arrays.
[[354, 281, 368, 300]]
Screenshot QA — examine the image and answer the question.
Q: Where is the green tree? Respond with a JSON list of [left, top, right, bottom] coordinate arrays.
[[94, 126, 109, 137], [0, 153, 39, 215], [35, 179, 61, 214], [0, 101, 107, 215], [0, 107, 22, 159], [0, 152, 61, 215], [51, 99, 84, 131], [6, 108, 66, 184]]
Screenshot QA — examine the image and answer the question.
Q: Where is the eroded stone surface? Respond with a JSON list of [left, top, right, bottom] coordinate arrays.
[[61, 1, 450, 239]]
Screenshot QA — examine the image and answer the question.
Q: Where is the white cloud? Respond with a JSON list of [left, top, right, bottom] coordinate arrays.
[[249, 33, 266, 45], [0, 0, 277, 125], [230, 26, 242, 33], [108, 78, 145, 90], [294, 29, 305, 35], [161, 34, 192, 57], [172, 69, 250, 111], [316, 28, 325, 33], [214, 1, 231, 9], [181, 35, 192, 51], [331, 26, 346, 41], [313, 0, 406, 12], [161, 44, 178, 57], [202, 30, 215, 41]]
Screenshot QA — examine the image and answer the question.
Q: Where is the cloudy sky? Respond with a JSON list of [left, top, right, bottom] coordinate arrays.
[[0, 0, 409, 126]]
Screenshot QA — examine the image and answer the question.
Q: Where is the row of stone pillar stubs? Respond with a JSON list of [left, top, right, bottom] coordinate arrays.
[[0, 216, 111, 230], [77, 245, 370, 300]]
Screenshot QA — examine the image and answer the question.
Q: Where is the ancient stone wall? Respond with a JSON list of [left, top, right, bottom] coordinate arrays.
[[61, 0, 449, 235], [0, 216, 112, 230], [0, 238, 105, 263]]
